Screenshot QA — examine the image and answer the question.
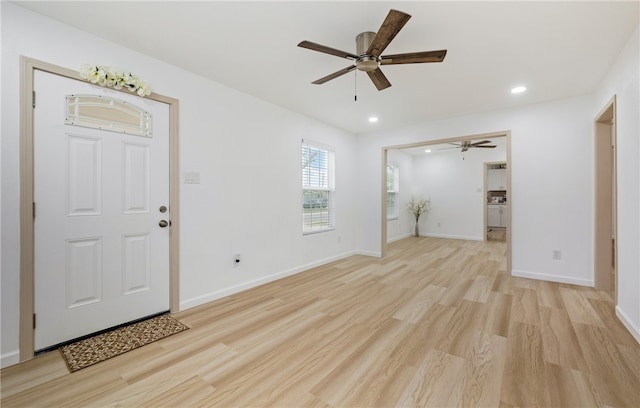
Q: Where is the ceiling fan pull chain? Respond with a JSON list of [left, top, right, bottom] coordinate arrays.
[[354, 69, 357, 101]]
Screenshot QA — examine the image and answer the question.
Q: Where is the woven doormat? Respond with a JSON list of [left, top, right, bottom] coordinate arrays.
[[59, 314, 189, 372]]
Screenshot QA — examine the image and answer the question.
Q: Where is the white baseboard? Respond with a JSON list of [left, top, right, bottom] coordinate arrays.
[[421, 233, 484, 241], [354, 250, 381, 257], [616, 306, 640, 345], [1, 350, 20, 369], [180, 251, 356, 311], [387, 233, 411, 243], [511, 269, 593, 287]]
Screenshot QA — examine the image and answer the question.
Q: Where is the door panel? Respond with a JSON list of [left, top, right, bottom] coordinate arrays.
[[66, 237, 103, 308], [34, 70, 170, 350], [122, 233, 151, 294], [67, 135, 102, 216], [123, 142, 150, 213]]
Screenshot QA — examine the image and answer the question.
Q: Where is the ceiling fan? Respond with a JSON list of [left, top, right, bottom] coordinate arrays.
[[298, 9, 447, 91], [439, 140, 497, 152]]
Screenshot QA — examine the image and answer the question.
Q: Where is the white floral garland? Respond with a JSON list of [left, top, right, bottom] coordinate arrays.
[[79, 64, 151, 97]]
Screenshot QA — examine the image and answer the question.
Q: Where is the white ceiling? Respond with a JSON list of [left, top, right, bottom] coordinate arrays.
[[14, 1, 639, 134]]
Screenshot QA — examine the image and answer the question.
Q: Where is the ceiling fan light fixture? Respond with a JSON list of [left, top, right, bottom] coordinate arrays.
[[356, 56, 380, 72], [368, 116, 379, 123], [511, 85, 527, 94]]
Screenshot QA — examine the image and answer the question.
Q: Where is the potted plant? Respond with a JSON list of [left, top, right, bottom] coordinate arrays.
[[407, 198, 430, 237]]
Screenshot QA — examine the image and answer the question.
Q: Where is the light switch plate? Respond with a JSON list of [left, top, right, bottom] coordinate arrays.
[[183, 171, 201, 184]]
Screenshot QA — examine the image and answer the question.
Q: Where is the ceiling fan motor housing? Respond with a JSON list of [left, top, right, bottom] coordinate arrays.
[[355, 31, 380, 71]]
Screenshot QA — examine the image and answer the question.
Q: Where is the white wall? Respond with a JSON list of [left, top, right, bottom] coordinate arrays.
[[0, 3, 358, 367], [386, 149, 414, 242], [357, 95, 595, 286], [410, 140, 506, 241], [594, 26, 640, 342]]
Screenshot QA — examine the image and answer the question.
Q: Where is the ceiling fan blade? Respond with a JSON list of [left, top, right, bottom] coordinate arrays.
[[367, 68, 392, 91], [366, 9, 411, 57], [470, 140, 492, 146], [381, 50, 447, 65], [298, 41, 358, 60], [311, 65, 356, 85], [474, 145, 497, 148]]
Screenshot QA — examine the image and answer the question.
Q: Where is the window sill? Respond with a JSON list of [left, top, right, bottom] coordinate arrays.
[[303, 228, 335, 236]]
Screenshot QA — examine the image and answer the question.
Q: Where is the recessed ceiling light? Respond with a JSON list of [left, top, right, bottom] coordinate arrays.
[[368, 116, 379, 123], [424, 149, 432, 153], [511, 86, 527, 94]]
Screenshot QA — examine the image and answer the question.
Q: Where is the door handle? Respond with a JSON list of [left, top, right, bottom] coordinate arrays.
[[159, 220, 169, 228]]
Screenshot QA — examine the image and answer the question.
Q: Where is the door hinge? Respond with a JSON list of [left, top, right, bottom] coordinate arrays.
[[33, 313, 36, 329], [33, 202, 36, 219], [32, 90, 36, 108]]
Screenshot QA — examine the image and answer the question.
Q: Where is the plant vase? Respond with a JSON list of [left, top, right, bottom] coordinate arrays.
[[407, 198, 430, 238]]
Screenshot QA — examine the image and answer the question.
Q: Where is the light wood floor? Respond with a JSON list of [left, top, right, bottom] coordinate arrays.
[[2, 237, 639, 407], [487, 228, 506, 242]]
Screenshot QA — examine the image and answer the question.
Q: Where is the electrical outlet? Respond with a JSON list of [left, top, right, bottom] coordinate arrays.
[[552, 250, 561, 260]]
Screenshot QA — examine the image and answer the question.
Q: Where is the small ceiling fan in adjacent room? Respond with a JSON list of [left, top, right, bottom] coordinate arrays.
[[439, 140, 497, 152], [297, 9, 447, 91]]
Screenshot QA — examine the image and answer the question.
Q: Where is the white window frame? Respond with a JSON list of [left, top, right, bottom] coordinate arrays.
[[387, 163, 399, 220], [302, 140, 335, 234]]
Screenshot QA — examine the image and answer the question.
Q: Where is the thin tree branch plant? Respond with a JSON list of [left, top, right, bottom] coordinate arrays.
[[407, 198, 430, 237]]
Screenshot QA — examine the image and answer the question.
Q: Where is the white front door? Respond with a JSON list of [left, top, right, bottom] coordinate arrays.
[[33, 70, 170, 350]]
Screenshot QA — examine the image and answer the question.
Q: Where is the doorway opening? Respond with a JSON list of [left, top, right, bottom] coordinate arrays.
[[381, 131, 511, 274], [594, 96, 617, 298], [485, 161, 508, 242]]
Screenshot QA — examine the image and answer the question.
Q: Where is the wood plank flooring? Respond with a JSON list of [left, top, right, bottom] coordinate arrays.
[[2, 236, 639, 407], [487, 228, 506, 242]]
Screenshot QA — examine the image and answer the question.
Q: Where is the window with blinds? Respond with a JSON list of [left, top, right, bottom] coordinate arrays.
[[302, 140, 335, 233], [387, 163, 399, 220]]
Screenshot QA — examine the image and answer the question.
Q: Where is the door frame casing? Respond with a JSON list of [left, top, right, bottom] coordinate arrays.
[[594, 95, 617, 295], [381, 130, 512, 274], [19, 56, 180, 361]]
